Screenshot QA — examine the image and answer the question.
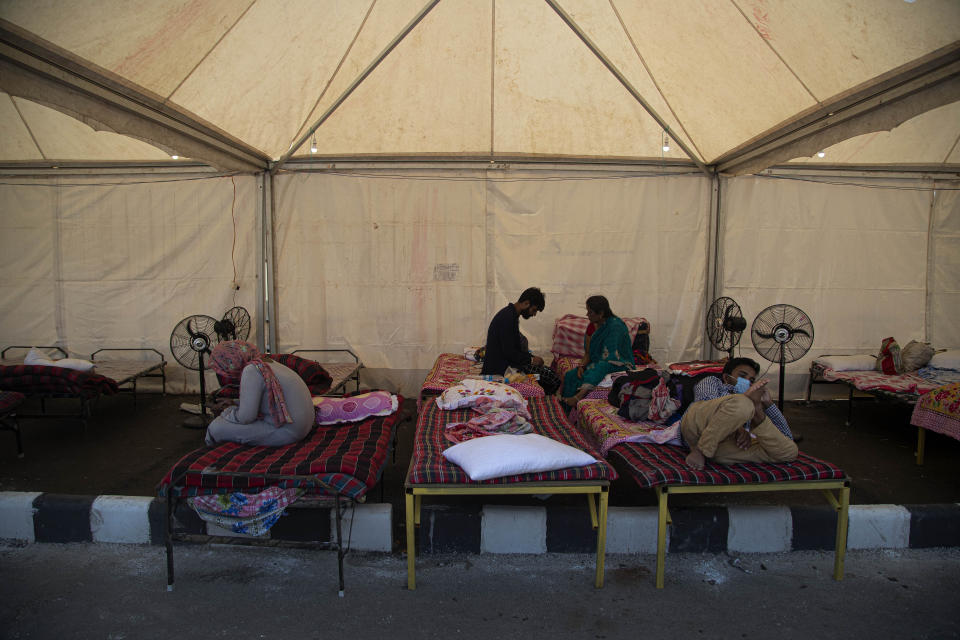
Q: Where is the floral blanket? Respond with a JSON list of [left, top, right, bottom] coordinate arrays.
[[189, 486, 304, 536], [578, 398, 681, 457], [910, 382, 960, 441]]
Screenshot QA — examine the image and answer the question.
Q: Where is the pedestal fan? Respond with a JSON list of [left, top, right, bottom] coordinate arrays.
[[705, 296, 747, 359], [215, 306, 251, 342], [751, 304, 814, 410], [170, 314, 219, 429]]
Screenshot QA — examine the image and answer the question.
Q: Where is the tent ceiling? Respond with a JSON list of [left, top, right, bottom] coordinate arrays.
[[0, 0, 958, 173]]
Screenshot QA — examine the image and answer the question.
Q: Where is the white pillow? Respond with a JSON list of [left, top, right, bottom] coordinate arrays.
[[442, 433, 597, 481], [435, 379, 526, 411], [24, 347, 55, 366], [929, 349, 960, 371], [24, 347, 94, 372], [813, 354, 876, 372], [52, 358, 96, 372]]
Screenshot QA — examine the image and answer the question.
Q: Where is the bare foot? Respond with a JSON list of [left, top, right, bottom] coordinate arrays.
[[562, 397, 577, 408], [685, 448, 706, 470]]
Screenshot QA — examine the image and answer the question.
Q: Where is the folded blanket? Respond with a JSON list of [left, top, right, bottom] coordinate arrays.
[[916, 366, 960, 387]]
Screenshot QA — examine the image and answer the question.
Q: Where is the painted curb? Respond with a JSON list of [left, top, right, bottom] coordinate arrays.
[[3, 493, 959, 556]]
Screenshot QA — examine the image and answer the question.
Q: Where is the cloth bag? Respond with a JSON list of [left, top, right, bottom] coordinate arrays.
[[900, 340, 935, 372], [875, 337, 904, 375]]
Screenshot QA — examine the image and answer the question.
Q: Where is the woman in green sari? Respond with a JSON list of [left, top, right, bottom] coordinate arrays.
[[562, 295, 635, 407]]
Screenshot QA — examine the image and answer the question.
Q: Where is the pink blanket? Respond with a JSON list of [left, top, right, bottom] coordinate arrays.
[[819, 367, 939, 395]]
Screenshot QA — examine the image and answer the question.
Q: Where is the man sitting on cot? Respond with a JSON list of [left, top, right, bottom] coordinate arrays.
[[682, 357, 797, 470], [481, 287, 560, 394]]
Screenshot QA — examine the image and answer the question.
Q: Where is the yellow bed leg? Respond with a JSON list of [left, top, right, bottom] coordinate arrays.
[[833, 483, 850, 581], [414, 494, 422, 526], [594, 488, 608, 588], [656, 487, 668, 589], [916, 427, 926, 466], [587, 492, 598, 530], [405, 490, 417, 590]]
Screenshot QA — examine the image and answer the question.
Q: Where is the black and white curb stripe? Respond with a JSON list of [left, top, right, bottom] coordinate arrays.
[[2, 492, 957, 553], [0, 492, 392, 551]]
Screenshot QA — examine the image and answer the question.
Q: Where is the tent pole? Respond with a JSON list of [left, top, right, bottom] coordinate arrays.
[[924, 183, 938, 345], [703, 175, 721, 360], [543, 0, 710, 177], [274, 0, 442, 171]]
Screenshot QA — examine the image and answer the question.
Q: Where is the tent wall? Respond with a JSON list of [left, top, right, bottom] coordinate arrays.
[[0, 173, 261, 392], [273, 169, 710, 396], [929, 185, 960, 348], [718, 173, 955, 399]]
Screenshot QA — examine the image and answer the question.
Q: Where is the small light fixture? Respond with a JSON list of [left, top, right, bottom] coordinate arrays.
[[816, 150, 825, 158], [662, 131, 671, 153], [171, 154, 179, 160], [310, 138, 318, 154]]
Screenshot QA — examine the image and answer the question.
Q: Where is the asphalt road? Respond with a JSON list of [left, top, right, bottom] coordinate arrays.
[[2, 543, 958, 639]]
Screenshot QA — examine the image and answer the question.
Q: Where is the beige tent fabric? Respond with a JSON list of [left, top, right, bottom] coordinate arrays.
[[929, 186, 960, 348], [3, 0, 956, 165], [0, 93, 171, 162], [273, 169, 709, 394], [719, 174, 941, 397], [0, 174, 260, 392]]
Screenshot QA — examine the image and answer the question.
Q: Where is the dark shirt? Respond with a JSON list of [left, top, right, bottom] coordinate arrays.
[[481, 304, 532, 375]]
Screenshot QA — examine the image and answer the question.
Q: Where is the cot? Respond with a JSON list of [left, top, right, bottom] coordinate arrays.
[[806, 359, 945, 463], [210, 349, 362, 406], [575, 397, 849, 588], [290, 349, 362, 396], [910, 382, 960, 465], [0, 345, 165, 426], [157, 396, 403, 595], [608, 441, 850, 588], [418, 352, 545, 407], [0, 390, 26, 457], [404, 395, 615, 589]]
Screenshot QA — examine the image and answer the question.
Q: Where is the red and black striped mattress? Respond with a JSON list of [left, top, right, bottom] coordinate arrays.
[[609, 440, 846, 488], [158, 397, 403, 500]]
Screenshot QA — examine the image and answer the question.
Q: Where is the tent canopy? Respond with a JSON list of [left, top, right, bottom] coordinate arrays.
[[0, 0, 957, 173]]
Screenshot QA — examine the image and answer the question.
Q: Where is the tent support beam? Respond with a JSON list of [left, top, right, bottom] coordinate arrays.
[[0, 20, 269, 173], [543, 0, 711, 177], [716, 45, 960, 176], [273, 0, 442, 172], [704, 175, 721, 360]]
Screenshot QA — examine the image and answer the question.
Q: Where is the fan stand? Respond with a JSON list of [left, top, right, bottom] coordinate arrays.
[[777, 343, 786, 412], [181, 351, 211, 429]]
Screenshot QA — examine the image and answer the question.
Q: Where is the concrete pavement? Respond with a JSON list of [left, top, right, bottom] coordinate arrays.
[[2, 543, 958, 639]]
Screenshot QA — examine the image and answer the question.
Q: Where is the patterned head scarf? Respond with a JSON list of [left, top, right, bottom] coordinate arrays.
[[208, 340, 292, 426]]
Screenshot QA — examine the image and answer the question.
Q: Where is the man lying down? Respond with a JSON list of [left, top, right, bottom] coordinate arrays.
[[681, 357, 797, 470]]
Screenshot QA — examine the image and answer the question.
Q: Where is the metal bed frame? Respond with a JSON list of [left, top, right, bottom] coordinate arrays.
[[806, 361, 928, 464], [291, 348, 361, 395], [164, 471, 353, 596], [1, 345, 166, 427], [404, 480, 609, 590], [403, 396, 611, 590], [648, 477, 850, 589]]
